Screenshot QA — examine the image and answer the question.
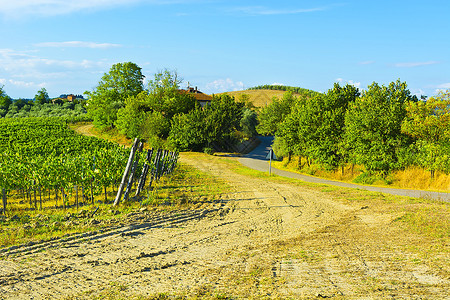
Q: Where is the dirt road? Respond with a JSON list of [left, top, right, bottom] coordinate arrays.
[[0, 154, 448, 299]]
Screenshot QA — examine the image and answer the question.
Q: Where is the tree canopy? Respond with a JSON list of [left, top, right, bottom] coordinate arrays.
[[35, 88, 50, 105], [85, 62, 145, 128], [0, 86, 12, 117], [343, 80, 417, 174], [401, 90, 450, 177]]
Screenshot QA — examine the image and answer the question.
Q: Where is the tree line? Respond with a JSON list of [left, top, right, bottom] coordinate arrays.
[[0, 86, 88, 120], [248, 84, 321, 98], [257, 80, 450, 181], [86, 63, 257, 152]]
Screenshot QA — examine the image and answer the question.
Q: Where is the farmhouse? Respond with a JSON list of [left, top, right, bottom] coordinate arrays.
[[180, 86, 212, 107]]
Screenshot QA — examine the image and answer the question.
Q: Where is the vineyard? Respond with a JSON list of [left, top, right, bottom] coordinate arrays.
[[0, 118, 177, 213]]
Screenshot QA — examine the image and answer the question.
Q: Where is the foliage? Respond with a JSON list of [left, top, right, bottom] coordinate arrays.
[[248, 84, 321, 98], [0, 117, 128, 194], [114, 70, 197, 144], [85, 62, 145, 128], [343, 80, 417, 174], [169, 94, 244, 151], [0, 86, 12, 117], [273, 84, 360, 167], [168, 108, 206, 151], [35, 88, 50, 105], [298, 83, 360, 168], [402, 90, 450, 176], [240, 108, 258, 138], [3, 101, 88, 120], [256, 91, 296, 136]]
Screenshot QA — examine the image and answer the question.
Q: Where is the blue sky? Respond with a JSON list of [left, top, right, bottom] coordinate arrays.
[[0, 0, 449, 99]]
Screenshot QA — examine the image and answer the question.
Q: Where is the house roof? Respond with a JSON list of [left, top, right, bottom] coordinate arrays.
[[179, 87, 213, 102]]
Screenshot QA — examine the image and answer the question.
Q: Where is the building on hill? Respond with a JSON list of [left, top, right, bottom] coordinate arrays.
[[180, 86, 212, 107], [59, 94, 85, 101]]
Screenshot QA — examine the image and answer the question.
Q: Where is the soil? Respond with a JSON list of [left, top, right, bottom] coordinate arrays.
[[0, 154, 448, 299]]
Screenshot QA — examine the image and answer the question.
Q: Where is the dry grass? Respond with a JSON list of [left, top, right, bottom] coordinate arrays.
[[393, 167, 450, 191], [69, 123, 133, 147], [273, 156, 450, 192], [218, 89, 302, 108]]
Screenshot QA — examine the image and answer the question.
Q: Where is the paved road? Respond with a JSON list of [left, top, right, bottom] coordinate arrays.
[[238, 136, 450, 202]]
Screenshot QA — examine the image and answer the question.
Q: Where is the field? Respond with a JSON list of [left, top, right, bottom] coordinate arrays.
[[0, 121, 448, 299], [219, 89, 301, 108]]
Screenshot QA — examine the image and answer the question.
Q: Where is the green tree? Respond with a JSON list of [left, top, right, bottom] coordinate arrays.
[[35, 88, 50, 104], [169, 107, 207, 151], [256, 91, 296, 135], [114, 70, 197, 141], [274, 104, 304, 163], [296, 83, 360, 169], [343, 80, 417, 175], [146, 69, 197, 119], [115, 91, 148, 138], [168, 94, 244, 151], [0, 86, 12, 117], [86, 62, 145, 128], [401, 90, 450, 177], [240, 108, 258, 138]]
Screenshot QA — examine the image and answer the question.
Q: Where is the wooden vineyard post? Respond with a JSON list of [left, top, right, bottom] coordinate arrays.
[[123, 141, 143, 201], [113, 138, 139, 206], [135, 148, 153, 197], [2, 188, 6, 215], [148, 149, 162, 190]]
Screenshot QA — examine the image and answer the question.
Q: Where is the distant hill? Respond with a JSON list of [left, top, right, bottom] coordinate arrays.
[[218, 85, 320, 108]]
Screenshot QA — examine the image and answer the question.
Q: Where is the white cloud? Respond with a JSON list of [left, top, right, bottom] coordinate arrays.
[[336, 78, 361, 88], [393, 61, 440, 68], [271, 82, 285, 86], [205, 78, 244, 94], [436, 83, 450, 89], [7, 79, 46, 88], [0, 47, 110, 95], [35, 41, 122, 49]]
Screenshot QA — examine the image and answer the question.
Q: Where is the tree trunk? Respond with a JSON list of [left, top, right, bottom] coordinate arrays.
[[2, 189, 6, 215]]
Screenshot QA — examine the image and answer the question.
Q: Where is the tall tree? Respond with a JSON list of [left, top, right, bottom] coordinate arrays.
[[0, 86, 12, 117], [115, 70, 197, 143], [295, 83, 360, 169], [256, 91, 296, 136], [86, 62, 145, 128], [35, 88, 50, 104], [168, 94, 244, 151], [401, 90, 450, 177], [343, 80, 417, 175]]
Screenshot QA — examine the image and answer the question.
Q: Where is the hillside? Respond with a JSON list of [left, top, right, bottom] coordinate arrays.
[[217, 89, 300, 108]]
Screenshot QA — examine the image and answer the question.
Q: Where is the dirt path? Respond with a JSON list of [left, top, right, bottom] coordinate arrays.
[[0, 154, 448, 299], [71, 124, 97, 137]]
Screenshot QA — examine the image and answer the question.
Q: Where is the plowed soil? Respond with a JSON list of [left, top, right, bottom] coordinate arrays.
[[0, 154, 448, 299]]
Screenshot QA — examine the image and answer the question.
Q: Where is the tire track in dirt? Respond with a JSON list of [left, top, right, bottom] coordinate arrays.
[[0, 154, 448, 299]]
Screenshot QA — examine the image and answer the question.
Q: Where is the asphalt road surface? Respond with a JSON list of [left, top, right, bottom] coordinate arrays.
[[238, 136, 450, 202]]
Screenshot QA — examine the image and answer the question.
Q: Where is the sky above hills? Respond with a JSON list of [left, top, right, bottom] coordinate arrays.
[[0, 0, 449, 99]]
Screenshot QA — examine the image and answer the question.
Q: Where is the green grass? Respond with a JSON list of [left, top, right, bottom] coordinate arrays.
[[0, 163, 229, 249]]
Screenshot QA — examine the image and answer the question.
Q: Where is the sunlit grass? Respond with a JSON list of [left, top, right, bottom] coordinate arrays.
[[272, 156, 450, 192], [0, 163, 228, 249]]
